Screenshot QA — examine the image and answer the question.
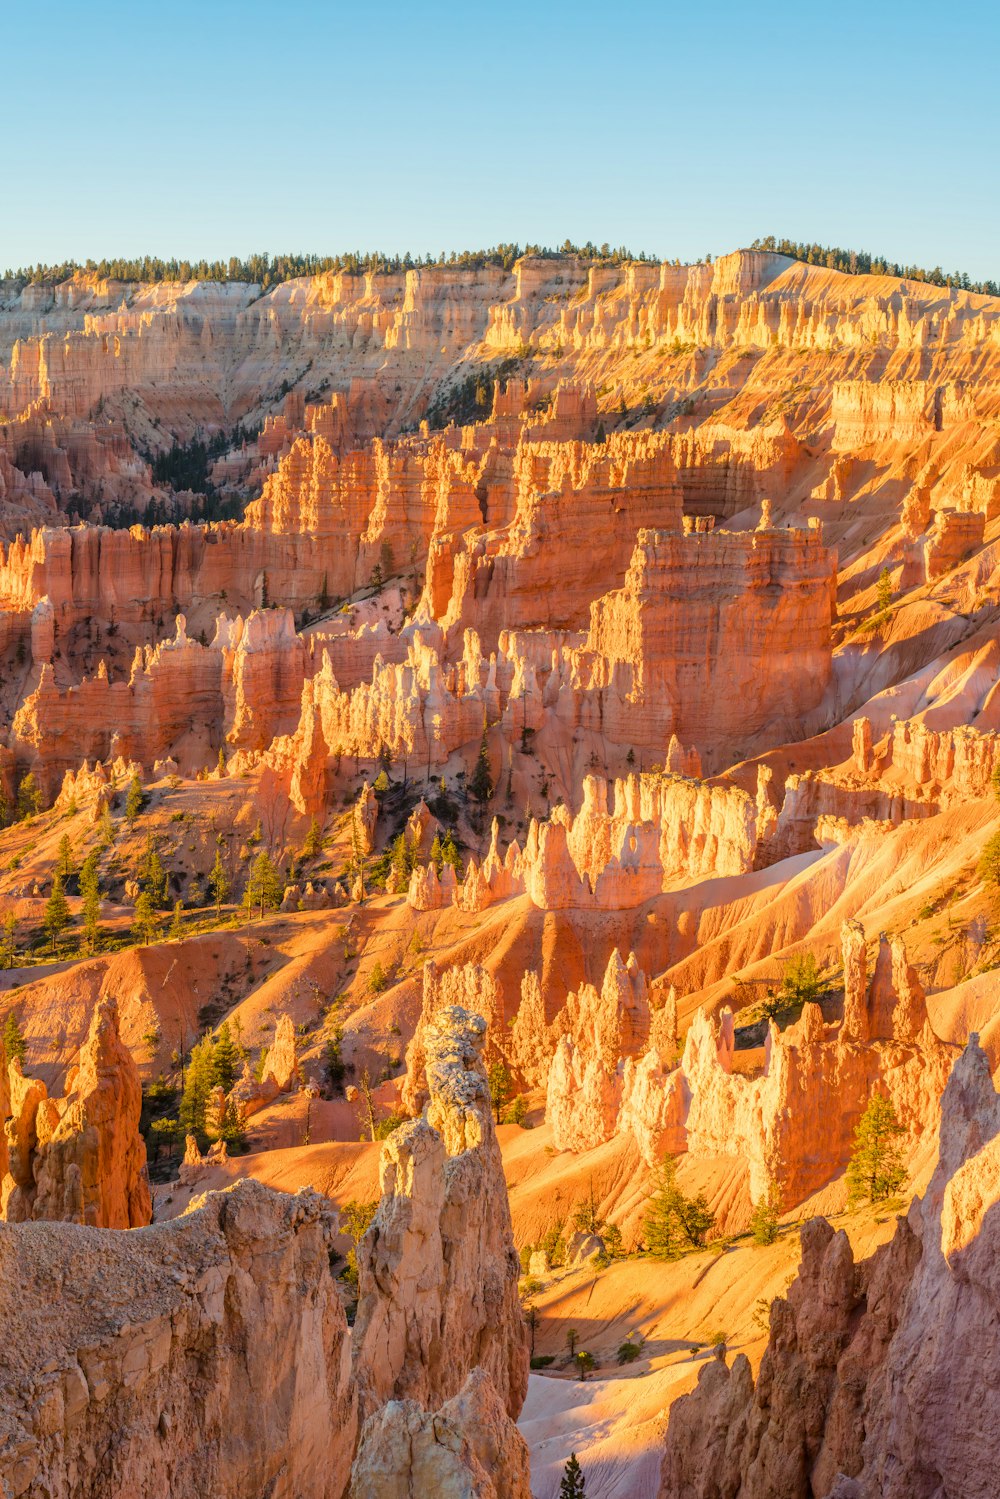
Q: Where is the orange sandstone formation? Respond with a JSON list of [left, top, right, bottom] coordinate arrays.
[[0, 1180, 357, 1499], [1, 995, 150, 1228], [354, 1006, 528, 1421], [660, 1037, 1000, 1499], [348, 1368, 531, 1499]]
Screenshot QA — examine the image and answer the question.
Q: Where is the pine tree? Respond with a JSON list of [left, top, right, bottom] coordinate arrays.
[[16, 772, 41, 820], [325, 1028, 346, 1094], [98, 802, 115, 848], [559, 1453, 586, 1497], [44, 874, 71, 952], [244, 849, 283, 919], [125, 773, 145, 823], [846, 1094, 908, 1206], [338, 1199, 378, 1290], [488, 1059, 513, 1123], [350, 811, 367, 902], [979, 832, 1000, 891], [303, 816, 323, 860], [140, 836, 168, 906], [429, 834, 443, 873], [642, 1156, 715, 1258], [79, 850, 99, 899], [876, 566, 893, 613], [169, 899, 184, 938], [469, 727, 493, 806], [211, 1021, 241, 1093], [209, 848, 230, 913], [3, 1010, 26, 1065], [180, 1035, 216, 1135], [82, 882, 101, 953], [749, 1184, 782, 1246], [440, 831, 463, 877], [389, 833, 413, 885], [55, 833, 75, 882], [2, 913, 17, 970], [132, 891, 158, 945]]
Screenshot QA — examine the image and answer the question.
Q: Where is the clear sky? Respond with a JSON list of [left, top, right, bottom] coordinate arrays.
[[6, 0, 999, 278]]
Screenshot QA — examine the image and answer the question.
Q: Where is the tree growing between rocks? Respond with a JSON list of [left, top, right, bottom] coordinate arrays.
[[338, 1199, 378, 1292], [488, 1058, 513, 1122], [3, 1010, 26, 1064], [469, 726, 494, 811], [846, 1092, 908, 1206]]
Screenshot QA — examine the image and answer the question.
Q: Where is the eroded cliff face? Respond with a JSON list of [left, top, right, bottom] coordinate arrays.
[[1, 994, 151, 1228], [0, 1179, 358, 1499], [540, 924, 951, 1209], [8, 246, 1000, 828], [0, 1005, 531, 1499], [659, 1037, 1000, 1499]]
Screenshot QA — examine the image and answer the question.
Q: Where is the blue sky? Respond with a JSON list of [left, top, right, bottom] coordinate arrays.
[[6, 0, 999, 278]]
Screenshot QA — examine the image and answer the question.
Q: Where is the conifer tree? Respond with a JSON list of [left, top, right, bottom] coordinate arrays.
[[303, 816, 323, 860], [440, 830, 463, 877], [559, 1453, 586, 1497], [244, 849, 283, 919], [98, 802, 115, 848], [82, 880, 101, 953], [16, 772, 41, 820], [55, 833, 75, 882], [125, 773, 145, 822], [642, 1156, 715, 1258], [169, 899, 184, 938], [3, 1010, 26, 1065], [488, 1059, 513, 1123], [132, 891, 158, 946], [469, 727, 493, 807], [2, 913, 17, 970], [209, 848, 230, 912], [211, 1021, 241, 1093], [44, 874, 71, 952], [180, 1035, 216, 1135], [846, 1094, 907, 1206], [140, 836, 168, 906]]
